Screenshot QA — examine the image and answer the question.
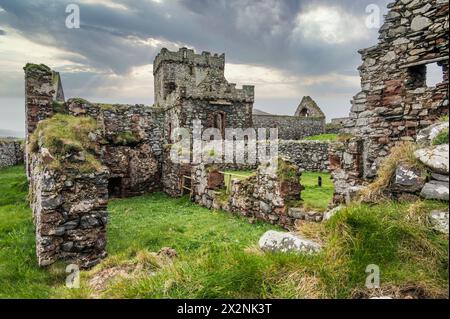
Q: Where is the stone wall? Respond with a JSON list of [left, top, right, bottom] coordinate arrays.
[[279, 140, 330, 172], [29, 150, 108, 268], [343, 0, 449, 179], [253, 115, 325, 140], [0, 139, 24, 169], [328, 138, 366, 205], [191, 159, 305, 229]]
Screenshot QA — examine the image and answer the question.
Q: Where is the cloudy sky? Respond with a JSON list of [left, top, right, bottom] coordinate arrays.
[[0, 0, 391, 136]]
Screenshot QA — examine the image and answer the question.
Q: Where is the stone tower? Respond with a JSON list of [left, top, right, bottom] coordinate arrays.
[[153, 47, 255, 138], [153, 47, 255, 197]]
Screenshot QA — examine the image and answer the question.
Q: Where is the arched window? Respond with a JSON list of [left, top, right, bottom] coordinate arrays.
[[299, 108, 309, 117]]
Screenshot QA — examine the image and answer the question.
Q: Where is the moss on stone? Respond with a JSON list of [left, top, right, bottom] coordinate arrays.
[[23, 63, 51, 73], [432, 128, 449, 145], [52, 101, 68, 114], [276, 157, 299, 183], [71, 97, 91, 105], [112, 131, 139, 146], [336, 133, 354, 142], [29, 114, 102, 173]]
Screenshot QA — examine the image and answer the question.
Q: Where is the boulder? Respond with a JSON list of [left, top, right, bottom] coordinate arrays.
[[429, 211, 449, 234], [420, 181, 449, 201], [259, 230, 321, 253], [391, 165, 425, 193], [416, 122, 449, 145], [414, 145, 449, 175]]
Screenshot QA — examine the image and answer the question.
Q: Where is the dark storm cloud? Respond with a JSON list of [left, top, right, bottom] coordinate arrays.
[[0, 29, 5, 35], [0, 0, 390, 76]]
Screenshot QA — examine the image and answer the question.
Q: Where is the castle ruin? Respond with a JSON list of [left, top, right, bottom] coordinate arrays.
[[23, 0, 448, 268]]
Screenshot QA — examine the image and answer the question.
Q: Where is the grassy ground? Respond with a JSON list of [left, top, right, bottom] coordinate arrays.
[[1, 166, 448, 299], [300, 172, 334, 211], [304, 134, 337, 141]]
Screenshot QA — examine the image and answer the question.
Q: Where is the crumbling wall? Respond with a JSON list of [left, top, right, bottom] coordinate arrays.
[[253, 115, 324, 140], [328, 138, 366, 205], [64, 99, 163, 197], [192, 158, 304, 229], [0, 139, 24, 168], [30, 152, 108, 268], [344, 0, 449, 179], [24, 64, 64, 177], [330, 0, 449, 205]]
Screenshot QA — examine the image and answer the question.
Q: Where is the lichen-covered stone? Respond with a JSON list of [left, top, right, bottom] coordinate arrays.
[[420, 181, 449, 201], [258, 230, 321, 253], [415, 144, 449, 175]]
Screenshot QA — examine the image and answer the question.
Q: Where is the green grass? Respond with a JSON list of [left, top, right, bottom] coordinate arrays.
[[0, 166, 448, 299], [223, 170, 255, 189], [301, 172, 334, 211], [432, 128, 449, 146], [29, 113, 103, 173], [304, 134, 337, 141], [0, 166, 67, 298]]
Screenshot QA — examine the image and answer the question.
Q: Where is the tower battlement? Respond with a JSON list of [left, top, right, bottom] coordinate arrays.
[[153, 47, 225, 76]]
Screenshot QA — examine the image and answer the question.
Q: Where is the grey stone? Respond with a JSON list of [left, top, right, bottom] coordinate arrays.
[[392, 165, 425, 193], [431, 173, 449, 183], [415, 145, 449, 175], [410, 16, 432, 31], [420, 181, 449, 201], [429, 210, 449, 234], [41, 195, 62, 210], [259, 230, 321, 253], [259, 201, 271, 214]]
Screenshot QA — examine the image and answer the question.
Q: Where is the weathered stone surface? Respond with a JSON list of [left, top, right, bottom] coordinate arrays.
[[431, 173, 449, 182], [416, 122, 449, 145], [410, 15, 432, 31], [392, 165, 425, 193], [415, 145, 449, 175], [429, 210, 449, 234], [288, 207, 323, 222], [258, 230, 321, 253], [420, 181, 449, 201]]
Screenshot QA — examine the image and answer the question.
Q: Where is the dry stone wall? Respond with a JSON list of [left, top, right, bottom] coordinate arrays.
[[279, 140, 330, 172], [0, 140, 24, 169], [29, 153, 108, 268], [253, 115, 324, 140]]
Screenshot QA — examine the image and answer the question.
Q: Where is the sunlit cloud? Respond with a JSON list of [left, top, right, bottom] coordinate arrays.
[[291, 6, 370, 45]]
